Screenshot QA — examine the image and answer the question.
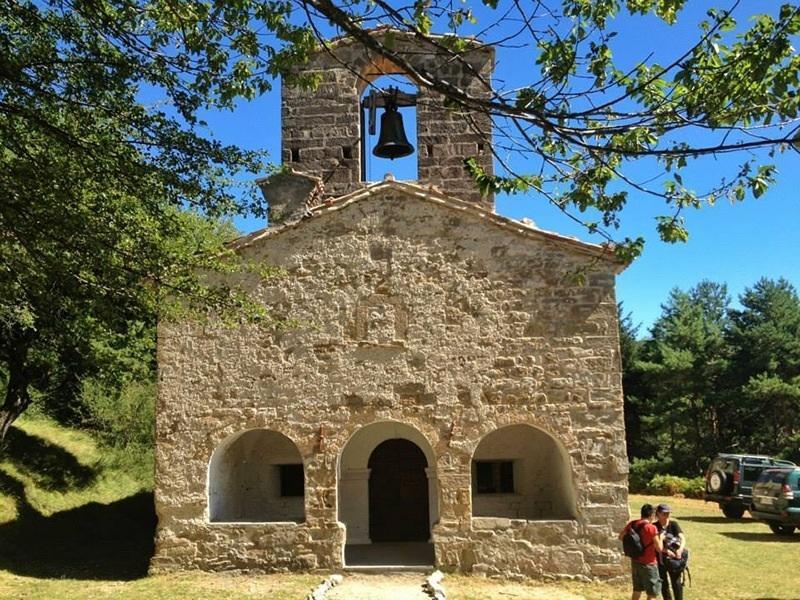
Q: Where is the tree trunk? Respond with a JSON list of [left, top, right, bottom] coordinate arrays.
[[0, 347, 32, 440]]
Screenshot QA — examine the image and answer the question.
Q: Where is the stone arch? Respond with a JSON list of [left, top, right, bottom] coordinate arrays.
[[208, 428, 305, 523], [471, 424, 577, 520], [337, 420, 439, 544], [357, 55, 417, 93]]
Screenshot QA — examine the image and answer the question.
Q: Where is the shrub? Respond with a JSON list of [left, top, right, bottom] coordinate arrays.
[[78, 377, 155, 487], [647, 474, 705, 499], [629, 457, 669, 493], [80, 377, 155, 450]]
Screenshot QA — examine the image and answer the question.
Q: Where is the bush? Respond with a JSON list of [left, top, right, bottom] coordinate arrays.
[[647, 474, 705, 499], [80, 377, 155, 450], [78, 377, 155, 487], [629, 457, 670, 493]]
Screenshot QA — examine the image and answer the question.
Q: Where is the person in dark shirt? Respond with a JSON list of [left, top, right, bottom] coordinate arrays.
[[655, 503, 686, 600], [619, 503, 664, 600]]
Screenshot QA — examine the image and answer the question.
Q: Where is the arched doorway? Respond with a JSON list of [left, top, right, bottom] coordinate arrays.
[[338, 421, 438, 566], [368, 438, 429, 542]]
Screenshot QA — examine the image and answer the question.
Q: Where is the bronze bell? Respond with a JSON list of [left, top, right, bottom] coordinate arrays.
[[373, 106, 414, 160]]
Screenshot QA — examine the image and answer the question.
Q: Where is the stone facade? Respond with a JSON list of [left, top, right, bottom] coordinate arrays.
[[152, 181, 630, 579], [152, 30, 630, 580]]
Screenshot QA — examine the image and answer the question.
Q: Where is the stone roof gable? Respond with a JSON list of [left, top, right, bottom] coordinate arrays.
[[230, 179, 626, 272]]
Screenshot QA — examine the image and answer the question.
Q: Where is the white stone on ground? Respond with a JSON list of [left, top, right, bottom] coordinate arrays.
[[306, 573, 344, 600], [423, 570, 446, 599]]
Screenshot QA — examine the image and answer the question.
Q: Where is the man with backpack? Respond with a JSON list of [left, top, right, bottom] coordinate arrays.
[[655, 503, 687, 600], [619, 503, 664, 600]]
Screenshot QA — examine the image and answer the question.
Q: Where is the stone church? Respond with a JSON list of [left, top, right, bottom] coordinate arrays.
[[152, 29, 630, 579]]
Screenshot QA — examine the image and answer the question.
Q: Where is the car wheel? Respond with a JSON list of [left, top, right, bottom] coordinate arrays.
[[708, 470, 729, 493], [722, 503, 745, 519], [768, 523, 797, 535]]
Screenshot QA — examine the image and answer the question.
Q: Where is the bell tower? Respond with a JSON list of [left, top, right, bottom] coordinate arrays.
[[280, 29, 495, 209]]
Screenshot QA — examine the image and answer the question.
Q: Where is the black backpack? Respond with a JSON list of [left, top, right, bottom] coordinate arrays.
[[663, 534, 691, 586], [622, 521, 650, 558]]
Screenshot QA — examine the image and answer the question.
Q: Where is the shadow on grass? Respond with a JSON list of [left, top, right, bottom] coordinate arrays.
[[680, 515, 758, 524], [0, 479, 155, 580], [720, 531, 800, 543], [0, 427, 97, 491]]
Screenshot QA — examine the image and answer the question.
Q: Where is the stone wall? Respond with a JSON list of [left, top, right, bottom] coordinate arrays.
[[152, 188, 629, 579], [281, 30, 495, 207]]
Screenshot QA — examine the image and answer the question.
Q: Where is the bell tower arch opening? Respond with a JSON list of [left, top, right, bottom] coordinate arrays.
[[360, 74, 418, 183]]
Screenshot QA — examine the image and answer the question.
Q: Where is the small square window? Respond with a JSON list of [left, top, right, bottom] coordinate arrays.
[[475, 460, 514, 494], [279, 464, 304, 497]]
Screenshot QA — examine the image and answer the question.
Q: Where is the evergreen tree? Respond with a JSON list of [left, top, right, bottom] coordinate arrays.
[[727, 278, 800, 460], [636, 281, 730, 474]]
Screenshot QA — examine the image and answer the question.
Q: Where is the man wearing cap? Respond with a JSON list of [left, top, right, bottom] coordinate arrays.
[[655, 503, 686, 600], [619, 503, 663, 600]]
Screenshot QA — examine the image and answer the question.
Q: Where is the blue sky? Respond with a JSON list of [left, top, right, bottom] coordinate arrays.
[[200, 2, 798, 335]]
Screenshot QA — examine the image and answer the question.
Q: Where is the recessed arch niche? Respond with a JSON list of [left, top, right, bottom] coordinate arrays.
[[471, 424, 577, 520], [208, 428, 305, 523]]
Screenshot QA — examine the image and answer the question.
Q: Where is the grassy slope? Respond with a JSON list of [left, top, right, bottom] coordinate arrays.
[[1, 418, 798, 599], [0, 416, 149, 522], [0, 417, 317, 599]]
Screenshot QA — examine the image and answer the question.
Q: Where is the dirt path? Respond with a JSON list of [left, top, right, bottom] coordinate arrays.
[[326, 573, 429, 600]]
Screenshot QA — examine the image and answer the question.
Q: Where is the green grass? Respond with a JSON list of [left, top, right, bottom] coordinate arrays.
[[0, 571, 320, 600], [1, 418, 798, 599], [506, 494, 798, 600], [0, 415, 151, 521], [444, 494, 799, 599]]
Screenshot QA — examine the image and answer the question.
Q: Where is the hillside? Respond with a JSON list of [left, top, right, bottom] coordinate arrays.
[[0, 416, 155, 581]]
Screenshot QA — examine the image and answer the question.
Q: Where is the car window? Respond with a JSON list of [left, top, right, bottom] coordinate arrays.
[[769, 471, 788, 484], [756, 470, 772, 483], [743, 466, 763, 481], [710, 458, 730, 473], [743, 457, 771, 465]]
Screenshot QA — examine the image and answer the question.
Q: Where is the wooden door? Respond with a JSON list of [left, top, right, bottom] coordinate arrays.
[[368, 438, 430, 542]]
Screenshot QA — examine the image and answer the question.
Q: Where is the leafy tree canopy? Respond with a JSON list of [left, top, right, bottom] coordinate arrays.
[[299, 0, 800, 258], [1, 0, 316, 433]]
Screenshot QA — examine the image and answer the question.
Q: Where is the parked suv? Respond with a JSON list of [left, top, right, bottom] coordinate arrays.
[[751, 467, 800, 535], [704, 453, 796, 518]]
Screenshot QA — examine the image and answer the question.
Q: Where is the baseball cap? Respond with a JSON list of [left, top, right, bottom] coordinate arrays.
[[656, 503, 671, 513]]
